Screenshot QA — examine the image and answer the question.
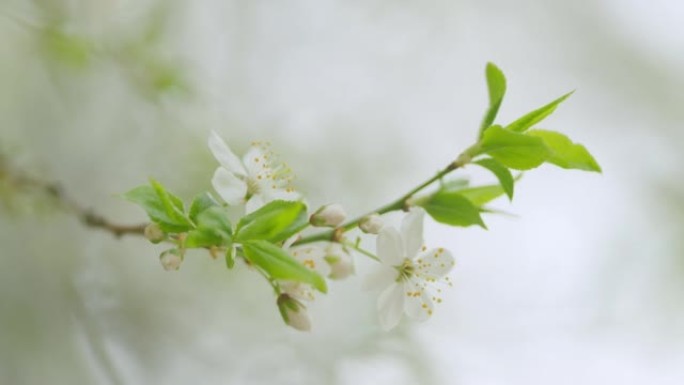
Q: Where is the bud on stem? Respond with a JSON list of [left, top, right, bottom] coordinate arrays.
[[160, 248, 184, 271], [144, 223, 165, 244], [277, 294, 311, 331], [310, 203, 347, 227], [359, 213, 383, 234]]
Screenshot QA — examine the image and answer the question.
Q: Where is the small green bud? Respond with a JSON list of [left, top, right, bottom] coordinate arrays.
[[359, 213, 383, 234], [277, 294, 311, 332], [310, 203, 347, 227], [144, 223, 165, 244], [159, 248, 183, 271]]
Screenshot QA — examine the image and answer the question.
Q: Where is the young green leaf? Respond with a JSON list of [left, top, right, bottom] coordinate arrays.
[[455, 185, 506, 206], [474, 125, 550, 170], [479, 62, 507, 135], [527, 129, 602, 172], [473, 158, 514, 199], [439, 178, 470, 192], [506, 91, 573, 133], [184, 206, 233, 248], [189, 192, 219, 223], [149, 178, 190, 226], [242, 240, 327, 293], [234, 200, 308, 243], [420, 190, 486, 228], [225, 246, 235, 269], [123, 185, 191, 232]]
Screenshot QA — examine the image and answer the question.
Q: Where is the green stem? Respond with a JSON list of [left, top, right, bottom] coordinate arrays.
[[341, 240, 380, 262], [294, 156, 469, 246]]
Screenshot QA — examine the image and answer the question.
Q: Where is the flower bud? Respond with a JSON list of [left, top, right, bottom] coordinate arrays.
[[359, 213, 383, 234], [160, 249, 183, 271], [277, 294, 311, 332], [310, 203, 346, 227], [325, 244, 354, 280], [144, 223, 165, 244]]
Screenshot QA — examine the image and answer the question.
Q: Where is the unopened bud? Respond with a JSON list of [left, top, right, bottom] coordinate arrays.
[[310, 203, 346, 227], [325, 244, 354, 280], [144, 223, 165, 244], [359, 213, 383, 234], [160, 249, 183, 271], [277, 294, 311, 331]]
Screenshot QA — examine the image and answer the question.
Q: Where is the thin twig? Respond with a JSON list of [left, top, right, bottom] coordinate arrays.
[[1, 158, 147, 238]]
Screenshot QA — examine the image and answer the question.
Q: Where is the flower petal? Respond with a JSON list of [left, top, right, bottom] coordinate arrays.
[[415, 247, 455, 280], [280, 281, 314, 302], [245, 194, 265, 213], [403, 279, 434, 322], [264, 187, 301, 202], [212, 168, 247, 206], [208, 131, 247, 176], [401, 208, 425, 258], [377, 282, 405, 331], [377, 227, 405, 266], [290, 245, 330, 276], [363, 265, 398, 291], [242, 145, 268, 177]]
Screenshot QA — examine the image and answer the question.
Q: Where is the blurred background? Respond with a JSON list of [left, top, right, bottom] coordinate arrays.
[[1, 0, 683, 384]]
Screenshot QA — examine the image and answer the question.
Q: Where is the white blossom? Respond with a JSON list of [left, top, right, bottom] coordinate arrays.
[[208, 131, 299, 212], [364, 208, 455, 331], [325, 243, 354, 280]]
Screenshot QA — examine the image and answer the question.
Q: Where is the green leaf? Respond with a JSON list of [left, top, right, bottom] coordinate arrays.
[[456, 185, 506, 206], [474, 158, 514, 200], [420, 190, 486, 228], [475, 125, 550, 170], [480, 62, 507, 134], [235, 200, 308, 243], [439, 178, 470, 192], [527, 130, 602, 172], [185, 206, 233, 248], [242, 240, 327, 293], [225, 246, 235, 269], [149, 178, 190, 226], [189, 192, 219, 223], [185, 229, 222, 248], [506, 91, 573, 133], [123, 185, 190, 232]]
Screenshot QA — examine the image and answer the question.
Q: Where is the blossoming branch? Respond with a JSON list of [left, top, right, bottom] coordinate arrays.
[[122, 63, 601, 331]]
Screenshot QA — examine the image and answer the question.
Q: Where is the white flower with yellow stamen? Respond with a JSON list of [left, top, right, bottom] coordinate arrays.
[[281, 244, 330, 301], [364, 208, 455, 331], [208, 131, 299, 212]]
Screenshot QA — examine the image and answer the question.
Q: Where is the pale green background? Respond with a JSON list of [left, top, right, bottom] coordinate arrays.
[[1, 1, 683, 384]]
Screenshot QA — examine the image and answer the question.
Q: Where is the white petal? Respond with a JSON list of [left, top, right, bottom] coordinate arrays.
[[263, 187, 301, 202], [363, 266, 398, 291], [377, 282, 405, 331], [415, 248, 455, 280], [212, 168, 247, 206], [377, 227, 405, 266], [280, 281, 314, 302], [290, 245, 330, 276], [208, 131, 247, 176], [403, 279, 434, 322], [242, 145, 268, 177], [401, 208, 425, 258], [245, 195, 265, 213]]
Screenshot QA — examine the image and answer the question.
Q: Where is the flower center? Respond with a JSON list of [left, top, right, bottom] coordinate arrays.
[[396, 258, 414, 281], [246, 177, 261, 197]]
